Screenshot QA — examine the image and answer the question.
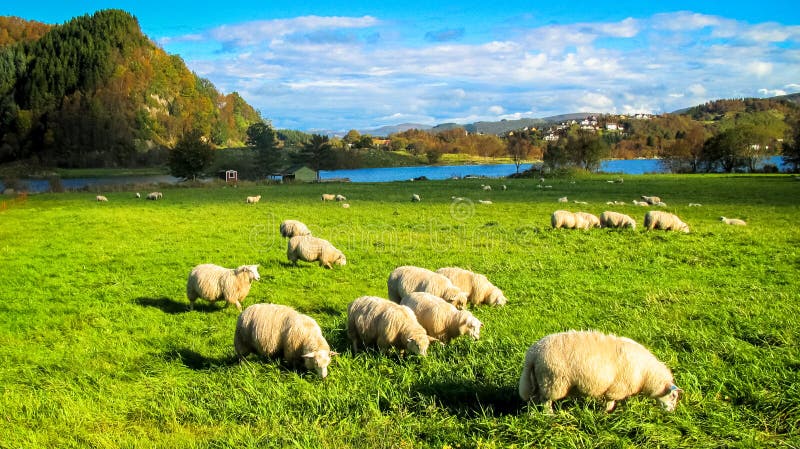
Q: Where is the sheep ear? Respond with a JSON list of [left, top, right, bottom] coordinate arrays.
[[302, 352, 315, 358], [329, 351, 339, 356]]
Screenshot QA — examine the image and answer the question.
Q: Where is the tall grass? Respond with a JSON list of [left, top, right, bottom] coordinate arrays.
[[0, 174, 798, 448]]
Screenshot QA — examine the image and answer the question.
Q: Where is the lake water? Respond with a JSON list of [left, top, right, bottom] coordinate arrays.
[[1, 156, 789, 192]]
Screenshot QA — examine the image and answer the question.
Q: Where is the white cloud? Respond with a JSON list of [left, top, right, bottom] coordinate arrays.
[[758, 88, 787, 96], [168, 11, 800, 130]]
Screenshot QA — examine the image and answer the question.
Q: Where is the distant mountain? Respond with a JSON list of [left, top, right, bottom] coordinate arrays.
[[0, 10, 262, 168], [363, 123, 431, 136]]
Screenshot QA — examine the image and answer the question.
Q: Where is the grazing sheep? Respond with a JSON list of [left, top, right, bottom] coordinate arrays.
[[478, 199, 493, 205], [481, 184, 492, 191], [335, 194, 347, 201], [644, 211, 690, 233], [321, 193, 336, 201], [435, 267, 507, 306], [279, 219, 312, 238], [575, 212, 601, 229], [234, 303, 337, 378], [387, 266, 468, 309], [551, 210, 591, 230], [573, 200, 588, 205], [146, 191, 163, 200], [186, 263, 260, 311], [96, 195, 108, 202], [641, 195, 661, 205], [400, 292, 482, 342], [518, 330, 682, 414], [544, 185, 553, 189], [135, 192, 141, 198], [688, 203, 702, 207], [341, 203, 350, 209], [632, 200, 649, 206], [599, 211, 636, 230], [558, 196, 568, 203], [720, 216, 747, 226], [246, 195, 262, 204], [411, 194, 421, 202], [347, 296, 436, 356], [654, 201, 667, 207], [501, 184, 507, 190], [287, 236, 346, 269]]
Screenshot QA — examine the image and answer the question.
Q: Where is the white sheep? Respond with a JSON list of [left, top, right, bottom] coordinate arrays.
[[573, 200, 588, 205], [599, 211, 636, 230], [654, 201, 668, 207], [96, 195, 108, 202], [246, 195, 262, 204], [518, 330, 682, 414], [335, 194, 347, 201], [478, 199, 493, 205], [400, 292, 482, 342], [321, 193, 335, 201], [186, 263, 260, 311], [632, 200, 649, 206], [135, 192, 141, 198], [146, 191, 163, 200], [347, 296, 436, 356], [481, 184, 492, 191], [287, 236, 346, 269], [720, 216, 747, 226], [551, 210, 592, 230], [558, 196, 568, 203], [435, 267, 507, 306], [641, 195, 661, 205], [644, 211, 690, 233], [387, 266, 469, 309], [501, 184, 507, 190], [234, 303, 337, 378], [411, 194, 421, 202], [575, 212, 601, 228], [688, 203, 702, 207], [280, 220, 312, 238], [341, 203, 350, 209]]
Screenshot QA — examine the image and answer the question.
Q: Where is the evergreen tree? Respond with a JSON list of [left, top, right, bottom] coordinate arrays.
[[246, 121, 282, 178], [293, 134, 334, 180], [168, 129, 215, 180], [782, 121, 800, 173]]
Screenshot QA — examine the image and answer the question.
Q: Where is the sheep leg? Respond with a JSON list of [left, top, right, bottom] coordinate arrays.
[[541, 400, 554, 415], [604, 400, 616, 413]]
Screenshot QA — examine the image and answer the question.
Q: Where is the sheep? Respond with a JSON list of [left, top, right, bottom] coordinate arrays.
[[641, 195, 661, 205], [335, 194, 347, 201], [518, 330, 682, 414], [435, 267, 507, 306], [644, 211, 690, 233], [654, 201, 668, 207], [632, 200, 649, 206], [346, 296, 436, 356], [341, 203, 350, 209], [551, 210, 588, 230], [411, 194, 421, 202], [478, 200, 493, 205], [287, 235, 346, 269], [481, 184, 492, 191], [246, 195, 262, 204], [135, 192, 141, 199], [234, 303, 337, 378], [387, 265, 468, 309], [96, 195, 108, 202], [279, 219, 311, 238], [599, 211, 636, 230], [400, 292, 482, 342], [186, 263, 260, 311], [321, 193, 336, 201], [501, 184, 507, 190], [558, 196, 568, 203], [573, 200, 588, 205], [575, 212, 601, 229], [146, 192, 163, 200], [688, 203, 702, 207], [720, 216, 747, 226]]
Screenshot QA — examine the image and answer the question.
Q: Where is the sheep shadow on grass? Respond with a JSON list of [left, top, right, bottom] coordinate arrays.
[[412, 380, 524, 417], [165, 347, 239, 371], [134, 296, 225, 314]]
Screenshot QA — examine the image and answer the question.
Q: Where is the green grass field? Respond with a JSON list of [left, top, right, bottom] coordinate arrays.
[[1, 174, 798, 448]]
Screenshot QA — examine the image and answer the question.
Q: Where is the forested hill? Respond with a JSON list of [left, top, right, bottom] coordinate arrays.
[[0, 10, 262, 168]]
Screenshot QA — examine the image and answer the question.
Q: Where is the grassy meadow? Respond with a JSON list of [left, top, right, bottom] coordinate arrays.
[[0, 174, 798, 448]]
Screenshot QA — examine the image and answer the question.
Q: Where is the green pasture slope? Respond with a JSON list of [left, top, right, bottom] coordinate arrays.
[[0, 175, 798, 448]]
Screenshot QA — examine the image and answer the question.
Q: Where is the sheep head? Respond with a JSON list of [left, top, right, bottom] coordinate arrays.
[[457, 312, 482, 340], [444, 288, 468, 309], [302, 350, 337, 378], [406, 335, 437, 356], [656, 384, 682, 412], [237, 265, 260, 282], [487, 288, 508, 306]]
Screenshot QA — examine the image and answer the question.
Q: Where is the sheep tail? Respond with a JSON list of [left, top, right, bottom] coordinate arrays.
[[518, 358, 537, 401]]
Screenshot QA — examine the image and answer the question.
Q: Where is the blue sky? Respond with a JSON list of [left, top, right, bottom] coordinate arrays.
[[4, 1, 800, 132]]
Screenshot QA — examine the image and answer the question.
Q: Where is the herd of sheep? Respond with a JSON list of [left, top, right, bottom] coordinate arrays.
[[87, 180, 754, 414], [184, 213, 685, 414]]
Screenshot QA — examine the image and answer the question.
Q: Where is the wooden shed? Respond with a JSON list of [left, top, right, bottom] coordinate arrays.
[[273, 165, 317, 183]]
